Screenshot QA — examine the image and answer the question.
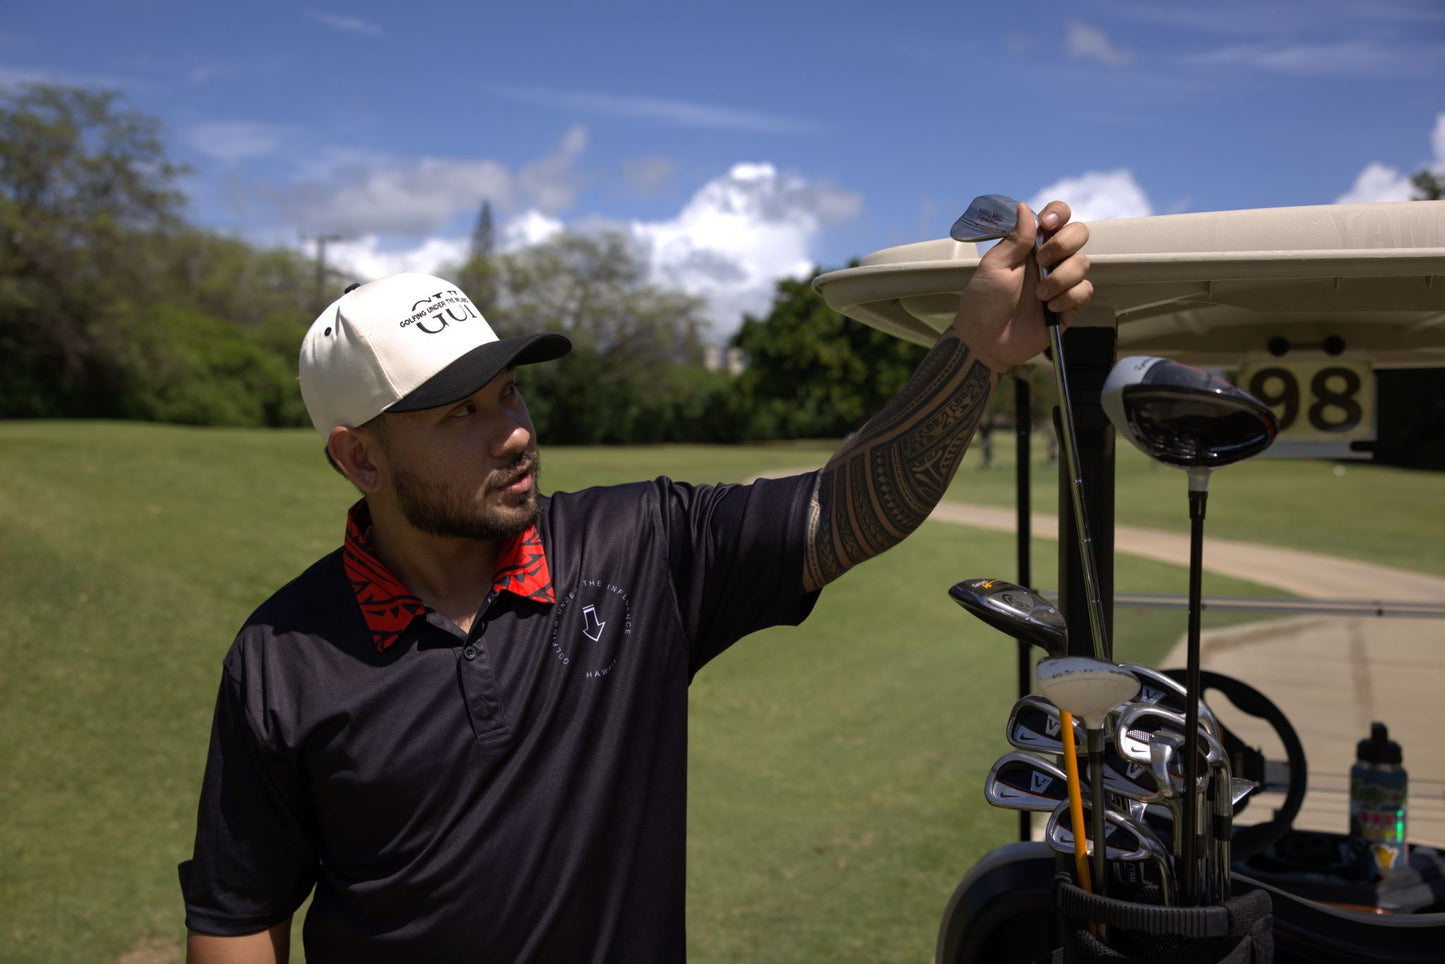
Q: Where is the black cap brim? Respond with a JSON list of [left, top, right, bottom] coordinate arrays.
[[387, 332, 572, 414]]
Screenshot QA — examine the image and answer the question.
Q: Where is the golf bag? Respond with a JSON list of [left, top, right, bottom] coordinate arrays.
[[1043, 873, 1273, 964]]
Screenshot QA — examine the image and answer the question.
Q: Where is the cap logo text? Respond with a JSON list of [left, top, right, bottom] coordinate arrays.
[[399, 288, 481, 334]]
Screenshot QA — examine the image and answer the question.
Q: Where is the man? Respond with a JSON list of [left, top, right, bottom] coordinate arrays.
[[181, 201, 1091, 962]]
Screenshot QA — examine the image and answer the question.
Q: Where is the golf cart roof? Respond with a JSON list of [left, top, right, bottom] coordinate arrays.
[[813, 200, 1445, 368]]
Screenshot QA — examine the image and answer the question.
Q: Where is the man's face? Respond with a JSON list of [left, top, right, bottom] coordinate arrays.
[[369, 369, 542, 543]]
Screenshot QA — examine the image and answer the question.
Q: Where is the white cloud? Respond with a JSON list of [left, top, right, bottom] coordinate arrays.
[[487, 85, 822, 134], [1336, 112, 1445, 203], [514, 125, 587, 214], [1030, 170, 1153, 223], [311, 160, 862, 342], [1067, 22, 1133, 66], [186, 121, 283, 162], [279, 127, 586, 237], [500, 211, 565, 250], [627, 162, 863, 338], [285, 156, 512, 236], [1335, 162, 1414, 204], [622, 156, 675, 197], [305, 10, 384, 36], [322, 235, 469, 285], [1181, 40, 1439, 76]]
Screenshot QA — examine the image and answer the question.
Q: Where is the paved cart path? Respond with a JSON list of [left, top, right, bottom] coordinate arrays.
[[928, 499, 1445, 848]]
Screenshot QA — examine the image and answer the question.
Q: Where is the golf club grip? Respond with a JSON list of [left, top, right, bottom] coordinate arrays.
[[1036, 232, 1062, 329]]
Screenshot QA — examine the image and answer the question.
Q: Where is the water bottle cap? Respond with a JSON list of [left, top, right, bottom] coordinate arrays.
[[1356, 721, 1402, 765]]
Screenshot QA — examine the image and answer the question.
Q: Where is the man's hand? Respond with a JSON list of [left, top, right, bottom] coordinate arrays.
[[801, 198, 1092, 593], [953, 200, 1092, 374]]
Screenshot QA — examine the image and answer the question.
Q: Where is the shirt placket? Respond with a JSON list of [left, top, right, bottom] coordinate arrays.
[[456, 589, 512, 746]]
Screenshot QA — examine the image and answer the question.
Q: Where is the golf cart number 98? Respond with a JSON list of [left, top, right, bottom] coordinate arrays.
[[1246, 366, 1364, 434]]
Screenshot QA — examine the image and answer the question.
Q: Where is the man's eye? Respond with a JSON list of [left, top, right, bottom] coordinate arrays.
[[449, 403, 476, 418]]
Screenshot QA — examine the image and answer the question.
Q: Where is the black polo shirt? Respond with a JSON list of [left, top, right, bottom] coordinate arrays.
[[180, 472, 819, 962]]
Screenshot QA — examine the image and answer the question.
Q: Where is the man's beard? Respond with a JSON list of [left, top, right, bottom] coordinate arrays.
[[390, 454, 541, 542]]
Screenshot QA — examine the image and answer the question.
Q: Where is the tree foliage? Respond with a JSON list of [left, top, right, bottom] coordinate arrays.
[[476, 232, 721, 443], [1410, 169, 1443, 201], [730, 271, 927, 439], [0, 85, 187, 415], [0, 84, 315, 424]]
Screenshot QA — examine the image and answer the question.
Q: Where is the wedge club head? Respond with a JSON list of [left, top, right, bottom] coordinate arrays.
[[950, 193, 1021, 243]]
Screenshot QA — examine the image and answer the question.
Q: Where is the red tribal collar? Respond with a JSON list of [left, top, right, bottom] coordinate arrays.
[[341, 500, 555, 651]]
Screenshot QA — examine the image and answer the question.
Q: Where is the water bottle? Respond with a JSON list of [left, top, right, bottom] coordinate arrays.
[[1349, 721, 1408, 876]]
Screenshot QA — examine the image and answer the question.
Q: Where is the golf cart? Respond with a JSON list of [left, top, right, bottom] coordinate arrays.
[[813, 200, 1445, 962]]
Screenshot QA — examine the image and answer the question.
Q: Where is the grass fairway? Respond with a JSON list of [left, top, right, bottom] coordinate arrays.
[[0, 421, 1438, 962]]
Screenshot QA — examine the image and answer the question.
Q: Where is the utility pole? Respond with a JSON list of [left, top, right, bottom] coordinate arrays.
[[309, 233, 344, 312]]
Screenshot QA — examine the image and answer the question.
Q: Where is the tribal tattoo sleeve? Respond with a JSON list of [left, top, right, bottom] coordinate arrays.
[[802, 334, 998, 592]]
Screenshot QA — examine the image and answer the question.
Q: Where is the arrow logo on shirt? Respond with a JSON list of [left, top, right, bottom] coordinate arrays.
[[582, 604, 606, 642]]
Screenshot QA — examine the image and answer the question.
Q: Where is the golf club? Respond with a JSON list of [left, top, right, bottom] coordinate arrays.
[[1117, 678, 1236, 902], [1121, 662, 1221, 740], [951, 196, 1111, 666], [1036, 656, 1140, 897], [1046, 800, 1177, 906], [1005, 694, 1085, 755], [985, 750, 1079, 812], [953, 577, 1092, 891], [1103, 355, 1278, 903]]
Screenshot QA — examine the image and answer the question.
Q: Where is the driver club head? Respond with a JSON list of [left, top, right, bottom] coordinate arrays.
[[1102, 356, 1279, 470], [950, 578, 1068, 657], [950, 193, 1023, 243]]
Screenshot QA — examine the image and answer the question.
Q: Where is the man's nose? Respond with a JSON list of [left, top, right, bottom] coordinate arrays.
[[491, 416, 532, 459]]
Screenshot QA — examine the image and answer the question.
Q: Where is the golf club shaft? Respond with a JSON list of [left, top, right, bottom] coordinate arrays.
[[1181, 482, 1208, 903], [1040, 259, 1110, 663], [1087, 727, 1108, 899], [1059, 710, 1093, 893]]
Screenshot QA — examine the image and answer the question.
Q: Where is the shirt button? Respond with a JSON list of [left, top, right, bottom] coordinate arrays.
[[462, 645, 478, 661]]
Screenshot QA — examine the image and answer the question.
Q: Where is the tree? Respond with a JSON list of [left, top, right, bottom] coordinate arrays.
[[1410, 169, 1443, 201], [487, 231, 712, 443], [0, 84, 187, 416], [455, 200, 499, 316], [730, 270, 927, 440]]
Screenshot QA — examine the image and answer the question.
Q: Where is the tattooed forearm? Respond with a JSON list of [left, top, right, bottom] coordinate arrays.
[[803, 335, 997, 592]]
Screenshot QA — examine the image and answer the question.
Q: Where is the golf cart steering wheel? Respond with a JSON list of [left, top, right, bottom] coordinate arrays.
[[1161, 668, 1307, 860]]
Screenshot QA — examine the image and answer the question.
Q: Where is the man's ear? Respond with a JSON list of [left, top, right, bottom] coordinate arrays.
[[328, 425, 385, 493]]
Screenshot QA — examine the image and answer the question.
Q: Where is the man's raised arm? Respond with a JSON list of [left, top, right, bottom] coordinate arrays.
[[802, 200, 1092, 593]]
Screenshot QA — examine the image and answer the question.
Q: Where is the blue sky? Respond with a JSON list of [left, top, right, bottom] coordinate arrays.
[[4, 0, 1443, 338]]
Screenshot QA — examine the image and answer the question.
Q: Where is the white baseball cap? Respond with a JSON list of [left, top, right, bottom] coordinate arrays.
[[298, 273, 571, 436]]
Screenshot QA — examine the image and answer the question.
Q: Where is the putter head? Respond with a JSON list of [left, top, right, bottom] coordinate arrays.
[[950, 194, 1023, 243], [1103, 356, 1279, 469], [950, 578, 1068, 657]]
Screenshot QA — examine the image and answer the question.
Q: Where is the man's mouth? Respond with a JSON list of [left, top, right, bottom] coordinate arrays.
[[493, 459, 537, 495]]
